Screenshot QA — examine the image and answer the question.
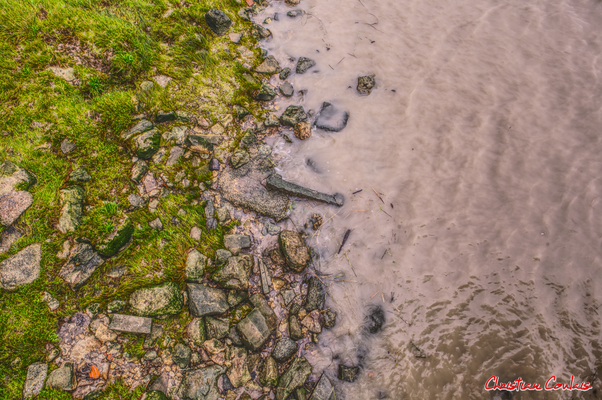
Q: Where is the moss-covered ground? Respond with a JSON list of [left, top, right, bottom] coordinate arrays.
[[0, 0, 268, 397]]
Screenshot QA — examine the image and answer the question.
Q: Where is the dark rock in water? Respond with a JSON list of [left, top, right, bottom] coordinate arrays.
[[156, 111, 177, 123], [278, 230, 310, 272], [209, 158, 220, 171], [315, 102, 349, 132], [296, 57, 316, 74], [272, 337, 298, 363], [280, 105, 307, 127], [338, 364, 360, 382], [323, 310, 337, 329], [205, 9, 232, 36], [256, 56, 281, 74], [287, 10, 303, 18], [276, 357, 312, 400], [365, 305, 385, 333], [357, 75, 376, 95], [252, 23, 272, 40], [267, 174, 344, 207], [256, 84, 277, 101], [279, 67, 291, 80], [279, 82, 294, 97], [309, 373, 335, 400], [305, 277, 327, 311]]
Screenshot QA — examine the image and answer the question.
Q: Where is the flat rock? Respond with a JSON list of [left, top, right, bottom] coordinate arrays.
[[187, 318, 207, 346], [279, 82, 294, 97], [0, 162, 35, 196], [212, 255, 252, 290], [229, 32, 242, 43], [59, 243, 104, 290], [60, 139, 77, 154], [275, 357, 312, 400], [0, 225, 22, 254], [249, 293, 278, 331], [230, 150, 250, 169], [256, 56, 280, 74], [58, 186, 84, 233], [46, 362, 76, 391], [179, 365, 225, 400], [237, 308, 273, 351], [279, 68, 291, 80], [185, 135, 214, 154], [256, 84, 277, 101], [279, 105, 307, 127], [305, 276, 327, 311], [186, 249, 207, 283], [205, 9, 232, 36], [129, 282, 183, 316], [357, 74, 376, 95], [272, 338, 297, 363], [135, 128, 161, 160], [167, 146, 184, 165], [122, 119, 153, 140], [187, 283, 229, 317], [278, 230, 310, 273], [309, 374, 335, 400], [226, 346, 250, 388], [315, 102, 349, 132], [0, 243, 42, 290], [223, 234, 251, 254], [48, 67, 75, 82], [260, 356, 279, 387], [338, 364, 360, 382], [109, 314, 153, 334], [206, 316, 229, 340], [267, 173, 343, 207], [23, 362, 47, 398], [131, 160, 148, 183], [296, 57, 316, 74], [68, 167, 91, 183]]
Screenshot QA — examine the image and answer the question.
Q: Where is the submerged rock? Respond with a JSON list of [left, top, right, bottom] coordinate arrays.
[[315, 102, 349, 132], [256, 56, 281, 74], [296, 57, 316, 74], [323, 310, 337, 329], [338, 364, 360, 382], [279, 105, 307, 127], [279, 67, 291, 80], [0, 243, 41, 290], [287, 10, 303, 18], [365, 305, 385, 333], [267, 173, 343, 207], [205, 9, 232, 36], [357, 75, 376, 95], [280, 82, 294, 97], [252, 23, 272, 40], [129, 282, 183, 316], [59, 243, 104, 290], [278, 230, 310, 272], [275, 357, 312, 400]]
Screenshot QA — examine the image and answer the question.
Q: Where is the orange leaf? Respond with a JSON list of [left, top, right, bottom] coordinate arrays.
[[89, 365, 100, 379]]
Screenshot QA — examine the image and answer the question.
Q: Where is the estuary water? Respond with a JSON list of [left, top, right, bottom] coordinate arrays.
[[256, 0, 602, 398]]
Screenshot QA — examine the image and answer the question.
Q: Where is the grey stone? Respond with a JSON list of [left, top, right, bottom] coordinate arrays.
[[187, 318, 206, 345], [309, 374, 335, 400], [173, 343, 192, 368], [48, 67, 75, 81], [140, 81, 154, 91], [229, 32, 242, 43], [249, 293, 278, 331], [97, 216, 134, 257], [209, 158, 220, 171], [226, 346, 250, 388], [227, 290, 248, 307], [0, 225, 22, 254], [272, 338, 297, 363], [186, 249, 207, 282], [179, 365, 225, 400], [167, 146, 184, 165], [68, 167, 91, 183], [107, 300, 125, 313], [228, 327, 243, 347], [260, 356, 279, 387], [190, 226, 202, 241], [46, 362, 76, 391], [259, 258, 271, 295], [205, 9, 232, 36], [279, 82, 294, 97], [135, 128, 161, 160], [128, 194, 146, 209], [212, 255, 252, 290], [252, 23, 272, 40], [265, 113, 280, 127], [59, 243, 104, 290], [0, 162, 35, 195], [223, 234, 251, 254], [60, 139, 77, 154], [237, 308, 272, 351], [156, 111, 177, 123], [154, 75, 172, 88], [277, 230, 310, 273], [188, 283, 229, 317], [206, 316, 229, 340], [315, 102, 349, 132], [264, 222, 281, 236], [0, 243, 41, 290], [185, 135, 214, 155], [109, 314, 153, 334], [256, 56, 280, 74], [305, 276, 327, 311], [301, 310, 322, 333], [216, 207, 230, 224], [296, 57, 316, 74], [279, 105, 307, 127], [129, 282, 183, 316], [131, 160, 148, 183], [275, 357, 312, 400], [143, 324, 163, 348], [230, 150, 250, 169], [42, 292, 60, 311], [287, 10, 303, 18], [256, 84, 277, 101], [281, 289, 295, 306], [58, 186, 84, 233], [279, 68, 291, 80], [215, 249, 232, 267], [163, 126, 187, 145], [142, 350, 157, 361], [23, 362, 47, 398], [338, 364, 360, 382], [357, 74, 376, 95], [123, 119, 153, 140], [149, 217, 163, 230], [233, 105, 250, 120], [267, 173, 344, 207], [289, 315, 303, 340]]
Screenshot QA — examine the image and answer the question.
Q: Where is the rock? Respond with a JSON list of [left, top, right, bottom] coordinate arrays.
[[224, 234, 251, 254], [135, 128, 161, 160], [179, 365, 225, 400], [338, 364, 360, 382], [48, 67, 76, 82], [279, 105, 307, 127], [227, 290, 248, 307], [209, 158, 220, 171], [216, 207, 231, 224], [0, 243, 41, 290], [190, 226, 202, 241], [309, 374, 335, 400], [252, 23, 272, 40], [149, 217, 163, 230], [128, 194, 146, 210], [188, 284, 229, 317], [281, 289, 295, 306], [83, 390, 104, 400], [230, 150, 250, 169], [42, 292, 60, 311], [260, 356, 279, 387], [264, 113, 280, 128], [206, 316, 230, 339], [186, 249, 207, 282], [95, 323, 117, 342], [173, 343, 192, 368], [129, 282, 183, 316], [46, 362, 76, 391], [143, 350, 157, 361], [365, 305, 385, 333], [285, 0, 300, 5], [109, 314, 153, 334], [0, 162, 35, 194], [295, 389, 307, 400], [68, 167, 91, 184], [23, 362, 47, 398], [163, 126, 187, 145], [293, 121, 312, 140], [233, 105, 250, 120], [279, 82, 294, 97], [145, 391, 169, 400], [0, 225, 22, 255], [58, 186, 84, 233], [315, 102, 349, 132], [154, 75, 172, 88], [249, 293, 278, 330], [122, 119, 153, 140], [357, 75, 376, 95], [279, 69, 291, 81], [140, 80, 154, 91], [256, 56, 280, 74], [59, 243, 104, 290], [275, 357, 312, 400], [287, 10, 303, 17], [107, 300, 125, 313], [289, 315, 303, 340], [212, 255, 252, 290], [229, 32, 242, 43], [227, 346, 251, 388], [215, 249, 232, 267], [167, 146, 184, 165], [237, 308, 273, 351], [305, 277, 327, 311], [0, 191, 33, 226], [156, 111, 176, 123], [278, 230, 310, 272], [323, 310, 337, 329], [185, 135, 214, 154], [301, 310, 322, 333], [187, 318, 207, 345], [259, 258, 271, 295], [256, 84, 277, 101], [205, 9, 232, 36], [97, 217, 134, 257], [272, 338, 297, 363], [296, 57, 315, 74]]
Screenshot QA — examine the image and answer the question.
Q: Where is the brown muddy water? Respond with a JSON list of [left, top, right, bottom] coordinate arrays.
[[255, 0, 602, 398]]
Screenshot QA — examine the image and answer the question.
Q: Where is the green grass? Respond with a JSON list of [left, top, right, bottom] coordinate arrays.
[[0, 0, 268, 397]]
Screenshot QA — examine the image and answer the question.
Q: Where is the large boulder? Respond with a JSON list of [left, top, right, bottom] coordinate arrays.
[[178, 365, 225, 400], [275, 357, 312, 400], [97, 216, 134, 257], [0, 243, 42, 290], [187, 283, 229, 317], [58, 186, 84, 233], [278, 230, 310, 272], [58, 242, 104, 290], [212, 255, 252, 290], [129, 282, 183, 316], [205, 9, 232, 36]]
